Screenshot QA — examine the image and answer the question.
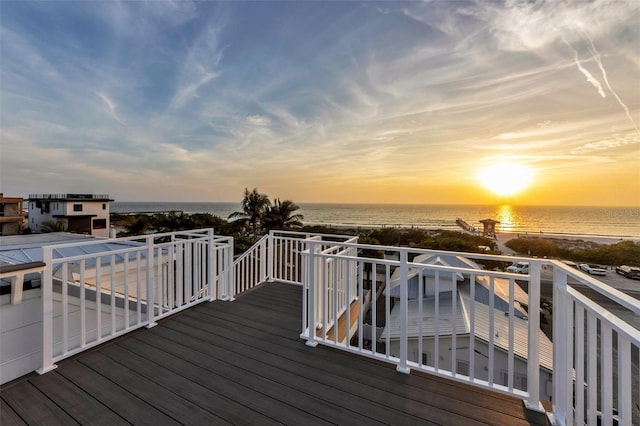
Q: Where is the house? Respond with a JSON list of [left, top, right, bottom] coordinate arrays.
[[0, 193, 24, 236], [381, 253, 553, 401], [27, 193, 113, 237]]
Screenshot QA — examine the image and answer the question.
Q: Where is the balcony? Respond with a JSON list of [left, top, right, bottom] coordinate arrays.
[[1, 230, 638, 425]]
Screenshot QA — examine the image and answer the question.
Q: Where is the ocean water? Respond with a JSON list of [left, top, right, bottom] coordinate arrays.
[[111, 202, 640, 238]]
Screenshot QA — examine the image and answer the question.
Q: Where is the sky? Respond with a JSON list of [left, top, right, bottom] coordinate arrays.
[[1, 0, 639, 206]]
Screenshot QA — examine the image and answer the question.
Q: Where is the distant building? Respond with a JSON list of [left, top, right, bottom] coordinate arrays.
[[0, 194, 24, 236], [27, 194, 113, 237]]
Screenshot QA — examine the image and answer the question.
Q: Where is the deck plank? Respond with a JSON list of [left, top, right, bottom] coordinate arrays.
[[0, 398, 26, 425], [100, 339, 311, 425], [172, 306, 536, 426], [77, 351, 231, 425], [1, 281, 548, 425], [0, 381, 76, 425], [121, 332, 367, 425], [57, 360, 181, 426], [28, 371, 129, 426], [184, 307, 541, 424]]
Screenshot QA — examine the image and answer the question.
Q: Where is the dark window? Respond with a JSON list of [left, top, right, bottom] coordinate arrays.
[[93, 219, 107, 229], [102, 203, 106, 210], [73, 204, 83, 212]]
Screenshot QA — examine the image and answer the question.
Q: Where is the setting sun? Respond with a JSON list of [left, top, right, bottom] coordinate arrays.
[[477, 163, 534, 196]]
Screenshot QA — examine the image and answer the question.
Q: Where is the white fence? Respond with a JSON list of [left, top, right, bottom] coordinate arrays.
[[296, 238, 640, 425], [31, 229, 640, 424], [231, 230, 357, 294], [38, 229, 233, 374], [552, 264, 640, 426]]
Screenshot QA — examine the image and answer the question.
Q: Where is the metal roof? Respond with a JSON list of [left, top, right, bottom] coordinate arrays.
[[381, 289, 553, 372]]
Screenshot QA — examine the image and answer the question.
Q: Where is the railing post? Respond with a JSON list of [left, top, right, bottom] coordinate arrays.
[[260, 236, 267, 282], [552, 266, 569, 425], [37, 247, 57, 375], [226, 238, 234, 301], [305, 240, 317, 347], [267, 231, 274, 282], [397, 249, 410, 374], [146, 235, 157, 328], [207, 229, 216, 302], [525, 260, 543, 411]]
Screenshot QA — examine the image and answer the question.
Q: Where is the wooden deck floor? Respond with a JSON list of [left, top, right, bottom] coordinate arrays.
[[1, 282, 548, 425]]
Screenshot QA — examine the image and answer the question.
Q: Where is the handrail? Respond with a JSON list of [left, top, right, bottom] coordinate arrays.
[[37, 229, 232, 375], [548, 259, 640, 314], [24, 228, 639, 424], [298, 238, 640, 423]]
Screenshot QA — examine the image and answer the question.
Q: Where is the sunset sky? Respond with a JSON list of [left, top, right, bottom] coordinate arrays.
[[1, 1, 639, 206]]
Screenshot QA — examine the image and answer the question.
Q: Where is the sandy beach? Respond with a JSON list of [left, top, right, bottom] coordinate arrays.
[[495, 231, 640, 252]]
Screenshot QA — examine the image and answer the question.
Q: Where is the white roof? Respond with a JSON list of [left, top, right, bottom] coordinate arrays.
[[381, 289, 553, 372], [384, 254, 478, 299], [382, 292, 469, 339], [0, 233, 145, 272]]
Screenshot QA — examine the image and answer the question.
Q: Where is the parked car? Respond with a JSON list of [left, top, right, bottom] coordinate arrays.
[[506, 262, 529, 274], [561, 260, 579, 269], [579, 263, 607, 276], [615, 265, 640, 280]]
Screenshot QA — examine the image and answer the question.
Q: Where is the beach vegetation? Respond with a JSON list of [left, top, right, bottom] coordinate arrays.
[[121, 215, 151, 235], [504, 237, 561, 258], [506, 238, 640, 266], [40, 220, 66, 233], [570, 240, 640, 267]]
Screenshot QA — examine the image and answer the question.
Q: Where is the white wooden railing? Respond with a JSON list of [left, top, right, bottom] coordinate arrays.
[[37, 229, 232, 374], [298, 239, 640, 425], [551, 262, 640, 426], [231, 230, 357, 295], [31, 229, 639, 424]]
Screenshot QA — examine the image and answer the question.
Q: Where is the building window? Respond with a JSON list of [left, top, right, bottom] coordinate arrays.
[[422, 352, 432, 366], [500, 370, 528, 391], [457, 360, 469, 376], [93, 219, 107, 229], [73, 204, 83, 212], [102, 203, 106, 210]]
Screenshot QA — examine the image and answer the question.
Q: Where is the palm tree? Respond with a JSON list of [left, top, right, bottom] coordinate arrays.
[[228, 188, 271, 237], [40, 220, 66, 233], [263, 198, 304, 231], [122, 215, 151, 235]]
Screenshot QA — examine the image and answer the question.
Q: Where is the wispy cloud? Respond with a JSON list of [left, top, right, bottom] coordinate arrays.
[[97, 92, 126, 125], [1, 1, 638, 205]]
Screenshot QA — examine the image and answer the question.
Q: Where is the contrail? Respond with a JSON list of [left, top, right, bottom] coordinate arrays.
[[572, 51, 606, 98], [97, 92, 126, 126], [583, 33, 639, 133]]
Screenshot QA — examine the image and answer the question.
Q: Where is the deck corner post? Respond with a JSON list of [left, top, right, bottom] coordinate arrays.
[[397, 249, 410, 375], [526, 260, 542, 411], [305, 240, 317, 347], [37, 247, 57, 375], [551, 265, 569, 422], [145, 235, 157, 328], [207, 229, 216, 301], [267, 231, 274, 282], [226, 238, 235, 301]]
